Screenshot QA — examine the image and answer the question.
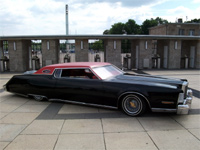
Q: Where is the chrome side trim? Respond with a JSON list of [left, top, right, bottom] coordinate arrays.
[[28, 94, 48, 99], [48, 98, 118, 109], [118, 92, 151, 109], [152, 108, 177, 113]]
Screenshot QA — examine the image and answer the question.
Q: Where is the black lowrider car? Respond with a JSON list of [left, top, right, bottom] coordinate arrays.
[[3, 62, 193, 116]]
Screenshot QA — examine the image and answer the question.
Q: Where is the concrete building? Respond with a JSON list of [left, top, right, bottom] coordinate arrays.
[[149, 23, 200, 36], [149, 23, 200, 69], [0, 35, 199, 72]]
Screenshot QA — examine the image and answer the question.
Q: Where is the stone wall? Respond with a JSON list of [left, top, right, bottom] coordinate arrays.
[[196, 40, 200, 68], [8, 40, 30, 72], [149, 25, 167, 35], [41, 39, 59, 66], [104, 39, 121, 68], [131, 40, 153, 69], [168, 40, 181, 69], [75, 39, 88, 62]]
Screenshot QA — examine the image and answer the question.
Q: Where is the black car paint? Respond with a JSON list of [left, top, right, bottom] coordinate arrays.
[[5, 72, 184, 110]]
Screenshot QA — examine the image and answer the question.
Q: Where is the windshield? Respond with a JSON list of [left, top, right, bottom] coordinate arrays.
[[92, 65, 124, 80]]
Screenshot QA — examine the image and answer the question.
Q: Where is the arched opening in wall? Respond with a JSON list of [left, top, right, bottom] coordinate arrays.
[[88, 39, 104, 62], [121, 39, 131, 69], [151, 40, 160, 69], [31, 40, 42, 70], [59, 39, 75, 63], [1, 40, 9, 71]]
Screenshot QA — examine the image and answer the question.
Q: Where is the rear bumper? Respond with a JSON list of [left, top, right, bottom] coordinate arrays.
[[177, 89, 193, 115]]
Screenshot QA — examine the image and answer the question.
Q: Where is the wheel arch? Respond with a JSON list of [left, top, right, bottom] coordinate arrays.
[[117, 92, 151, 109]]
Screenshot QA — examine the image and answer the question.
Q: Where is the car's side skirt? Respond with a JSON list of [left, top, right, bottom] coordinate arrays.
[[48, 98, 118, 110], [151, 108, 177, 113], [7, 91, 28, 98]]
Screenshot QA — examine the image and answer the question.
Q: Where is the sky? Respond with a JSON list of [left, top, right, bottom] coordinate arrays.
[[0, 0, 200, 36]]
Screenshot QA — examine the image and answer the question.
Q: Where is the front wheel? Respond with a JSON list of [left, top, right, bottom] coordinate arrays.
[[121, 94, 146, 116]]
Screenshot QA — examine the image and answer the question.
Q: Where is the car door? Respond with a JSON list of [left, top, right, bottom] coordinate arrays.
[[53, 68, 105, 105]]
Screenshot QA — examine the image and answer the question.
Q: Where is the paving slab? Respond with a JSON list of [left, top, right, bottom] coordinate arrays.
[[148, 130, 200, 150], [0, 112, 39, 124], [138, 117, 184, 131], [188, 129, 200, 140], [0, 112, 8, 119], [0, 92, 13, 102], [190, 97, 200, 109], [0, 124, 26, 142], [58, 104, 99, 114], [102, 118, 144, 132], [55, 134, 105, 150], [14, 104, 49, 113], [0, 142, 9, 150], [61, 119, 102, 134], [22, 120, 64, 135], [1, 95, 28, 105], [4, 135, 58, 150], [171, 115, 200, 129], [104, 132, 157, 150], [0, 103, 22, 113], [98, 108, 117, 113]]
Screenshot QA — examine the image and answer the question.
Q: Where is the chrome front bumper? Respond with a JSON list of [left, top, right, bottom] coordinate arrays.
[[177, 89, 193, 114], [3, 85, 7, 91]]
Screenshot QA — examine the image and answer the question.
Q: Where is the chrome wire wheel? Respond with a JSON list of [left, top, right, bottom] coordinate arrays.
[[121, 94, 146, 116]]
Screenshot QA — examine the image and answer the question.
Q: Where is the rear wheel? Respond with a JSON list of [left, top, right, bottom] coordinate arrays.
[[121, 94, 146, 116]]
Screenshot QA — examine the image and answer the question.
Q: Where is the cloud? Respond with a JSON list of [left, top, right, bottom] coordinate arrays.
[[192, 0, 200, 3], [0, 0, 198, 36], [165, 6, 200, 22]]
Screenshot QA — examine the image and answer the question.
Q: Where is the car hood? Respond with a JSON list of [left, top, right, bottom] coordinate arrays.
[[109, 73, 185, 88]]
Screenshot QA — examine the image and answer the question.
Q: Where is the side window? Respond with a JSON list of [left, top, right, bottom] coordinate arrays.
[[54, 69, 62, 78], [60, 69, 98, 79]]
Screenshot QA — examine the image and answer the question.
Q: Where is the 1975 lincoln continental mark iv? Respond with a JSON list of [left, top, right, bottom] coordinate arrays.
[[3, 62, 193, 116]]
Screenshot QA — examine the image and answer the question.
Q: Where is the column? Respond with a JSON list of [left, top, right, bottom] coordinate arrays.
[[195, 40, 200, 69], [104, 39, 121, 68], [168, 40, 181, 69], [9, 40, 31, 72], [131, 39, 153, 69], [0, 41, 4, 72], [131, 40, 139, 69], [41, 39, 59, 66], [75, 39, 88, 62]]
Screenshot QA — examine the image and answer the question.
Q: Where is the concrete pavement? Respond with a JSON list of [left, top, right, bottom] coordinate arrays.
[[0, 70, 200, 150]]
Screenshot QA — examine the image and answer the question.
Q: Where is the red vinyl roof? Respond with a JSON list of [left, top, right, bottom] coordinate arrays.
[[48, 62, 110, 68], [34, 62, 110, 75]]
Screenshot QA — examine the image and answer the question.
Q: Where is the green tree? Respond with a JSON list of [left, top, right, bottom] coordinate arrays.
[[141, 17, 168, 34], [185, 18, 200, 23], [155, 17, 168, 24], [109, 22, 125, 34], [103, 29, 110, 34], [90, 40, 104, 51], [124, 19, 141, 34]]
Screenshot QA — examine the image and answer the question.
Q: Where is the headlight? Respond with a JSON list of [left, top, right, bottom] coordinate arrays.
[[187, 89, 193, 98]]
